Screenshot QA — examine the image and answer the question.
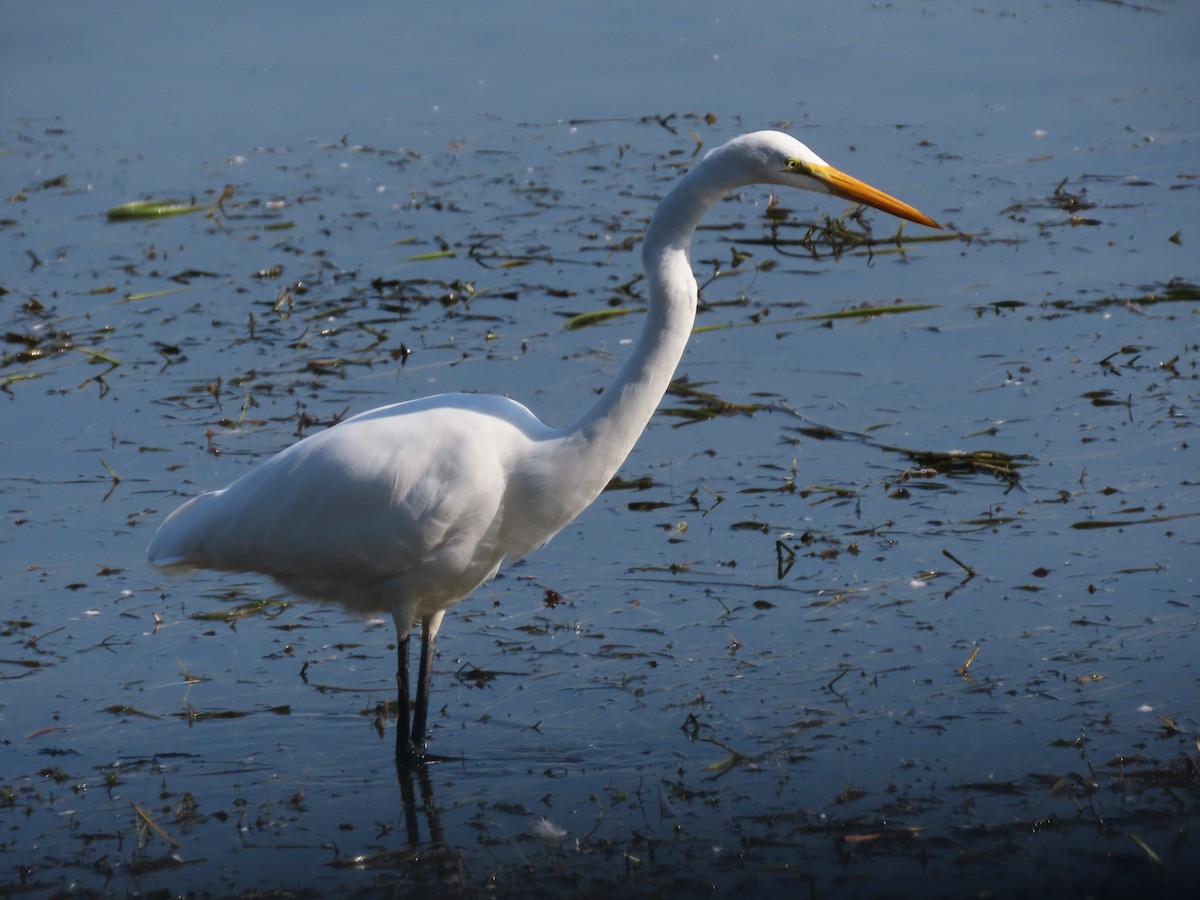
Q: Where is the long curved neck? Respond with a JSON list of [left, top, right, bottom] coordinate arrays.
[[559, 153, 748, 487]]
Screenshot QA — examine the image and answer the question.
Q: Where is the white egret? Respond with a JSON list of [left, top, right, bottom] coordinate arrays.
[[148, 131, 941, 764]]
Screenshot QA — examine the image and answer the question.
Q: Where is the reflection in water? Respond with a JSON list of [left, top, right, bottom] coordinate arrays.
[[331, 764, 464, 892]]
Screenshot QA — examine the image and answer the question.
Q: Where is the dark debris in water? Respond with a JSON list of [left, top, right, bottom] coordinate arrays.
[[660, 375, 782, 425], [887, 445, 1029, 489]]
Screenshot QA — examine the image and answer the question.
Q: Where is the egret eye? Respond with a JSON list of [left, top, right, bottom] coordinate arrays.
[[782, 157, 811, 177]]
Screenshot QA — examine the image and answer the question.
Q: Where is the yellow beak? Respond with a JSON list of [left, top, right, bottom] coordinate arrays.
[[811, 163, 942, 230]]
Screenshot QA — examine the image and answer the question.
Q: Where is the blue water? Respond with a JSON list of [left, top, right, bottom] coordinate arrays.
[[2, 1, 1197, 896]]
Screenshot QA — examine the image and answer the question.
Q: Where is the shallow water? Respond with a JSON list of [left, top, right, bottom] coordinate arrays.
[[3, 1, 1198, 896]]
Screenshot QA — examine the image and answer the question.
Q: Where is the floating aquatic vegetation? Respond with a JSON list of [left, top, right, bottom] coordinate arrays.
[[1047, 278, 1200, 313], [1070, 509, 1200, 530], [739, 203, 961, 260], [106, 186, 234, 222], [885, 446, 1030, 485], [659, 376, 779, 425], [189, 597, 289, 622], [563, 306, 639, 330], [106, 199, 209, 221]]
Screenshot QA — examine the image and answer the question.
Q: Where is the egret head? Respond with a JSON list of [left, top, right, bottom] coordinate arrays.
[[711, 130, 942, 230]]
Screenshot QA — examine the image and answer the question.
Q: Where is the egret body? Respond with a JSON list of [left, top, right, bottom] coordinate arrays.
[[148, 131, 940, 764]]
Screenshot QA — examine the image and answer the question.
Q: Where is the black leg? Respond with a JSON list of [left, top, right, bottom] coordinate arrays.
[[395, 630, 416, 765], [411, 617, 436, 755]]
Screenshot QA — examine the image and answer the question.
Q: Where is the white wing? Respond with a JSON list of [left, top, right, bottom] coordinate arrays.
[[149, 393, 559, 614]]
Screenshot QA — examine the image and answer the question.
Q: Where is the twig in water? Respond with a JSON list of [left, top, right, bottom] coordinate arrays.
[[957, 644, 980, 678], [131, 801, 181, 848], [942, 548, 977, 578]]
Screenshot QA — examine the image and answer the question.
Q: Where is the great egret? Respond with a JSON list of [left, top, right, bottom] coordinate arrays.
[[148, 130, 940, 764]]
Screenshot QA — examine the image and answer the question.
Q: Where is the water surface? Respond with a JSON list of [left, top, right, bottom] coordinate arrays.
[[2, 1, 1197, 896]]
